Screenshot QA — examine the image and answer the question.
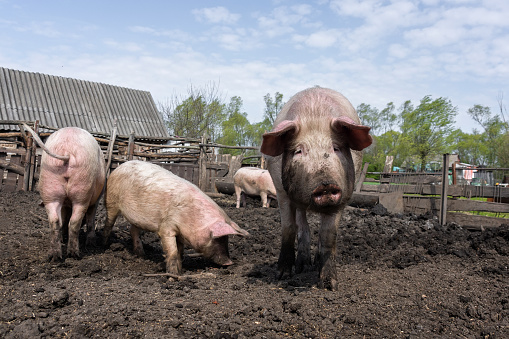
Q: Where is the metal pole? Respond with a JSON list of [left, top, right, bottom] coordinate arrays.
[[439, 153, 450, 225]]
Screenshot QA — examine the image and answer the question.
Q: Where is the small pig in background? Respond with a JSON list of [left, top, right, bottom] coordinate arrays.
[[260, 87, 372, 290], [234, 167, 277, 208], [102, 160, 249, 275], [26, 125, 106, 261]]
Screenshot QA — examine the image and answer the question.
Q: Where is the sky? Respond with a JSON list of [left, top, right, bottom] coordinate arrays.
[[1, 0, 508, 134]]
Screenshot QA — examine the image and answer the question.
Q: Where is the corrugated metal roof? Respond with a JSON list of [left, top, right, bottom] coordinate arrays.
[[0, 67, 169, 139]]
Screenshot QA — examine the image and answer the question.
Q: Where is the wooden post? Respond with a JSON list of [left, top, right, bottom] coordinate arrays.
[[105, 123, 118, 178], [355, 162, 369, 193], [198, 135, 208, 191], [439, 153, 450, 225], [22, 122, 35, 191], [452, 160, 457, 185], [29, 121, 39, 191], [127, 132, 135, 161]]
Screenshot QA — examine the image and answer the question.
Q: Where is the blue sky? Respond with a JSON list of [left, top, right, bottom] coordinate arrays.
[[1, 0, 508, 133]]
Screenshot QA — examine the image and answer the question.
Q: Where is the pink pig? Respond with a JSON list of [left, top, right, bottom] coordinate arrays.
[[234, 167, 277, 208], [102, 160, 249, 274], [261, 87, 372, 290], [37, 127, 106, 261]]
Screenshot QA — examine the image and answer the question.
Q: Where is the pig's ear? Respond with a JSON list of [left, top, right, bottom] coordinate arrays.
[[332, 117, 373, 151], [261, 120, 299, 156], [210, 221, 249, 238]]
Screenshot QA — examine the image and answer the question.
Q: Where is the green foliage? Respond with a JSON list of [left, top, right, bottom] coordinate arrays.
[[465, 104, 508, 166], [263, 92, 285, 126], [450, 129, 487, 165], [399, 95, 458, 170]]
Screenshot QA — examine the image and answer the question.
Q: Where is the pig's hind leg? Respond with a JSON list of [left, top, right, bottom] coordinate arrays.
[[130, 225, 145, 257], [67, 204, 88, 258], [260, 192, 268, 208], [235, 185, 242, 208], [84, 203, 99, 247], [45, 202, 64, 261]]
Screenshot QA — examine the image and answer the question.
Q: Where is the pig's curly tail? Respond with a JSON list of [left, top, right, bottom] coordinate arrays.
[[22, 123, 70, 162]]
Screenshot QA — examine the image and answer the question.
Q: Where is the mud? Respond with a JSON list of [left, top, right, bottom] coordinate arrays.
[[1, 190, 508, 338]]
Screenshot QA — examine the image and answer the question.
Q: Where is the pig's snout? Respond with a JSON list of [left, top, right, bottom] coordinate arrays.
[[312, 183, 342, 208]]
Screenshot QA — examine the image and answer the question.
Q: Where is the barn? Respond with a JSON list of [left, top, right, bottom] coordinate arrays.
[[0, 66, 169, 140]]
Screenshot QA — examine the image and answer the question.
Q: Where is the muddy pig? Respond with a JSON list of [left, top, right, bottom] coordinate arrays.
[[102, 160, 249, 274], [260, 87, 372, 290], [234, 167, 277, 208], [36, 126, 106, 261]]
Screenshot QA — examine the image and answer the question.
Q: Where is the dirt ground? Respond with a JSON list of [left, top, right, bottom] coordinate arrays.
[[1, 190, 508, 338]]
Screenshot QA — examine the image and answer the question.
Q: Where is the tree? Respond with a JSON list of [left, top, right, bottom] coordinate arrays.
[[159, 82, 226, 141], [399, 96, 458, 170], [450, 129, 487, 165], [467, 104, 508, 166], [217, 96, 257, 155], [263, 92, 285, 126], [357, 103, 381, 135]]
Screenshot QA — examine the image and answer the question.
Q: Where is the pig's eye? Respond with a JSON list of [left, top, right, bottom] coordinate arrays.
[[294, 149, 302, 155]]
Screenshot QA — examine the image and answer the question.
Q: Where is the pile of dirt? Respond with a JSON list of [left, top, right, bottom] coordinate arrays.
[[1, 190, 508, 338]]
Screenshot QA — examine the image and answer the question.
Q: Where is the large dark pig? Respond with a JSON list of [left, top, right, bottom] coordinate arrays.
[[36, 127, 106, 261], [102, 160, 249, 274], [260, 87, 372, 290], [234, 167, 277, 208]]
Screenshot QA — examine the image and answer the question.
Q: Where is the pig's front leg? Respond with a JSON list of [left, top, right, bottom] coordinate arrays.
[[315, 212, 341, 290], [159, 232, 182, 275], [295, 208, 311, 273], [277, 199, 297, 279]]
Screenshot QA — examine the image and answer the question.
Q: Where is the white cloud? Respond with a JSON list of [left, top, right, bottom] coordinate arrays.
[[302, 29, 340, 48], [192, 7, 240, 25], [103, 40, 143, 52]]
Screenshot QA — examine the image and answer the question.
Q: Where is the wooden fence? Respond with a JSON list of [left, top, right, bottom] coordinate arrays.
[[354, 154, 509, 229], [0, 120, 256, 193], [2, 122, 509, 229]]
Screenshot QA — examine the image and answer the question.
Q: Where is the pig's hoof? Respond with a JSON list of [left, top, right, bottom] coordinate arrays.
[[277, 249, 295, 278], [133, 247, 145, 257], [47, 252, 63, 263], [319, 261, 338, 290], [67, 249, 81, 259], [85, 234, 97, 247], [277, 262, 293, 280], [166, 263, 182, 276], [295, 254, 312, 274], [318, 276, 338, 291]]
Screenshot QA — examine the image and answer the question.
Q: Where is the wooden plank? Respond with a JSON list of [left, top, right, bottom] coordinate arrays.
[[3, 154, 22, 191], [360, 182, 509, 199], [448, 199, 509, 213], [0, 146, 26, 155], [403, 196, 509, 214], [447, 212, 508, 229]]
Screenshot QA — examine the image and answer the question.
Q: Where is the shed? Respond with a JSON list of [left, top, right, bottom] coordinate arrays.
[[0, 67, 169, 140]]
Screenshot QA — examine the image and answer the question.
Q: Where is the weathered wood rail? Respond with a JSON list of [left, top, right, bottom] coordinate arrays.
[[0, 120, 256, 193]]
